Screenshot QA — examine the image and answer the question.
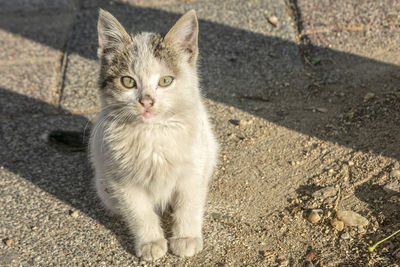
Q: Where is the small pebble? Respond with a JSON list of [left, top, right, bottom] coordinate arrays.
[[33, 256, 41, 263], [364, 92, 375, 102], [4, 238, 12, 246], [347, 161, 354, 167], [331, 218, 344, 231], [239, 120, 248, 128], [279, 259, 289, 266], [341, 232, 350, 240], [69, 210, 79, 218], [337, 210, 369, 227], [308, 210, 321, 224], [268, 16, 279, 27]]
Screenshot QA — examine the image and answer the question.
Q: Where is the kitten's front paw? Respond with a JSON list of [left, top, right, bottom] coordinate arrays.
[[169, 237, 203, 257], [136, 239, 167, 261]]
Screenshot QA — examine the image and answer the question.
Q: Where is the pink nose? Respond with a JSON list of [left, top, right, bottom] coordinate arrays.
[[139, 97, 154, 108]]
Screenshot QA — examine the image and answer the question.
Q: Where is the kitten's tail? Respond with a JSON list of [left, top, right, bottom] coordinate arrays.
[[45, 130, 90, 152]]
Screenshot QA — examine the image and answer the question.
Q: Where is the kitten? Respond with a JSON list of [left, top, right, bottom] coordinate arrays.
[[90, 9, 218, 260]]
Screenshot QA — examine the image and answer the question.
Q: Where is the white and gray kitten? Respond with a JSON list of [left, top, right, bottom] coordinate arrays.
[[90, 9, 218, 260]]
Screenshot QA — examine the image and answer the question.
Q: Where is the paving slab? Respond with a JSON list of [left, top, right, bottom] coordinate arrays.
[[0, 13, 73, 62], [0, 13, 74, 115], [0, 62, 61, 116], [60, 54, 100, 113]]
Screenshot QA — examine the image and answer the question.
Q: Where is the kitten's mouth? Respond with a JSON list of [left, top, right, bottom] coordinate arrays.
[[141, 110, 152, 118]]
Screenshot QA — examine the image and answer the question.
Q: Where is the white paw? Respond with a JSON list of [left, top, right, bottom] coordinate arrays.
[[169, 237, 203, 257], [136, 239, 167, 261]]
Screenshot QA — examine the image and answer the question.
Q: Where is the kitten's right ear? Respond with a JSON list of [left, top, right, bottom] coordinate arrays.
[[97, 9, 131, 58]]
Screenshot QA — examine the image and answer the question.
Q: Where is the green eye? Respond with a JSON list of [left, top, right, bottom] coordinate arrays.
[[121, 76, 136, 88], [158, 76, 174, 87]]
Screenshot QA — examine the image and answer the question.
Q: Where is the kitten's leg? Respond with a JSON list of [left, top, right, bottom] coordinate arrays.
[[120, 186, 167, 261], [95, 175, 120, 215], [169, 178, 207, 257]]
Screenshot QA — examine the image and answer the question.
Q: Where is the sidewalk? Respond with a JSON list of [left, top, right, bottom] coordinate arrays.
[[1, 0, 399, 266]]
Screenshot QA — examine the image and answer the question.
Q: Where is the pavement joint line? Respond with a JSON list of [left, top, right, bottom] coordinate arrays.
[[283, 0, 312, 65], [56, 50, 69, 110], [56, 9, 78, 110], [284, 0, 303, 41]]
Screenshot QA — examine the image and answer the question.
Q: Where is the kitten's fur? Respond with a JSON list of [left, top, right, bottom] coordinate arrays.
[[90, 9, 218, 260]]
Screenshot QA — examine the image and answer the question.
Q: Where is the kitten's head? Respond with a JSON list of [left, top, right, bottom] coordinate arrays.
[[97, 9, 199, 122]]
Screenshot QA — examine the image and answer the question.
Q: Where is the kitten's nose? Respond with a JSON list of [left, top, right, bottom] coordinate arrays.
[[139, 96, 154, 108]]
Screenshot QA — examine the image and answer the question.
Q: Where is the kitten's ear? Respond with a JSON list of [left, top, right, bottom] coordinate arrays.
[[164, 10, 199, 64], [97, 9, 131, 58]]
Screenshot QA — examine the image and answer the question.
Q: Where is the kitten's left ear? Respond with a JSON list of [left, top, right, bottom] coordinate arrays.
[[164, 10, 199, 64]]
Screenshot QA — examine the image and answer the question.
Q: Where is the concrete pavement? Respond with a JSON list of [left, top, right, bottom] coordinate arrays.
[[1, 0, 400, 266]]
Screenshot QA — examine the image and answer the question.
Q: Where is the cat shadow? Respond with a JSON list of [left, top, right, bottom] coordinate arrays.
[[0, 88, 139, 255], [1, 0, 400, 259]]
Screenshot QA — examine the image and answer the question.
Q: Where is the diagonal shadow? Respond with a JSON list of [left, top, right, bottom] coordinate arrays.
[[1, 0, 400, 258]]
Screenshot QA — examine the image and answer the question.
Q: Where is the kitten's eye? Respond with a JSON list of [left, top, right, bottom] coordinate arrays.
[[121, 76, 136, 89], [158, 76, 174, 87]]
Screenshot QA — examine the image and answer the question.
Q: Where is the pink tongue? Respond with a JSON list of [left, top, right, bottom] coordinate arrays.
[[142, 111, 152, 118]]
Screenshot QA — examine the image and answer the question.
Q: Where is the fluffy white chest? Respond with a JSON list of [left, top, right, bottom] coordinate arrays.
[[106, 120, 194, 190]]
